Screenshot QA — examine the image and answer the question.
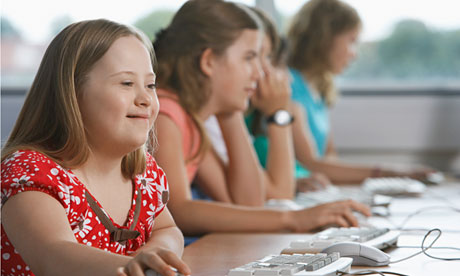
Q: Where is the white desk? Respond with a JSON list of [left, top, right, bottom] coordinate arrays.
[[183, 181, 460, 275]]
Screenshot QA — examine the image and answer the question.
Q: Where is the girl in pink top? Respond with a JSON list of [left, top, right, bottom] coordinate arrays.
[[153, 0, 370, 237], [1, 19, 190, 276]]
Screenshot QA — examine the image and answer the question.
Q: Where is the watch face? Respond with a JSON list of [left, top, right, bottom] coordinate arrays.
[[274, 110, 292, 125]]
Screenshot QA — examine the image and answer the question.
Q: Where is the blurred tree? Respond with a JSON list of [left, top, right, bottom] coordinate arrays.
[[343, 19, 460, 81], [1, 17, 22, 39], [134, 10, 175, 41], [378, 20, 437, 78]]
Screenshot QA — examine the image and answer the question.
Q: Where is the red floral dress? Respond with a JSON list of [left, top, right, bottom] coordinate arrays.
[[1, 150, 169, 276]]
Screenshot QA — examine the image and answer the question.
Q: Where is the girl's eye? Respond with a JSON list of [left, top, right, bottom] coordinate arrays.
[[122, 81, 134, 87], [147, 83, 157, 90], [245, 52, 257, 61]]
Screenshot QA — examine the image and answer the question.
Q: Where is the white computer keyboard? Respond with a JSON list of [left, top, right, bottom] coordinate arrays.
[[362, 177, 426, 197], [228, 252, 352, 276], [281, 227, 400, 254], [295, 186, 392, 208]]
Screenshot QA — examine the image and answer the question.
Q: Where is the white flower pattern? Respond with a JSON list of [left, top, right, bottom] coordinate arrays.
[[138, 175, 156, 198], [10, 175, 33, 189], [1, 150, 168, 276], [146, 203, 156, 229], [75, 218, 93, 238]]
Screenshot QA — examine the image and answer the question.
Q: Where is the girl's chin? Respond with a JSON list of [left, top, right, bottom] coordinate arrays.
[[241, 98, 250, 111]]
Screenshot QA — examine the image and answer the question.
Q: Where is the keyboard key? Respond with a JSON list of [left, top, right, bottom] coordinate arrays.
[[228, 253, 350, 276], [282, 227, 399, 254]]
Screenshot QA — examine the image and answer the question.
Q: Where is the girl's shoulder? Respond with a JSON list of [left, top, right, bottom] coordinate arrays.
[[1, 149, 83, 208], [134, 153, 169, 213], [1, 149, 66, 178], [157, 89, 188, 120], [156, 89, 198, 142]]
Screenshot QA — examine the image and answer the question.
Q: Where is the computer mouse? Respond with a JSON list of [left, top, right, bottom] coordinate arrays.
[[321, 242, 390, 266], [425, 171, 445, 185], [145, 269, 184, 276]]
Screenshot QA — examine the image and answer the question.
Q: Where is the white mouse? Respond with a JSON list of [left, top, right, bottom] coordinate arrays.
[[145, 269, 184, 276], [321, 242, 390, 266]]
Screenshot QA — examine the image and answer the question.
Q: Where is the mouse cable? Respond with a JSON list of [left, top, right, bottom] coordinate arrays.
[[425, 188, 458, 207], [384, 243, 460, 252], [336, 270, 408, 276], [390, 228, 460, 263], [389, 227, 460, 233], [384, 205, 460, 230], [338, 228, 460, 276]]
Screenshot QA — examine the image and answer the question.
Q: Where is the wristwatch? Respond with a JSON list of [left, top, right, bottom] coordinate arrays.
[[266, 109, 294, 126]]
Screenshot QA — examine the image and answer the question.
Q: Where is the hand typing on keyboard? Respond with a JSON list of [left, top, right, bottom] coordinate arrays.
[[288, 200, 371, 232], [296, 172, 332, 193]]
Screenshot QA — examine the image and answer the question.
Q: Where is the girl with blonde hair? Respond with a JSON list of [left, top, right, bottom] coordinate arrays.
[[287, 0, 432, 183], [1, 19, 190, 276]]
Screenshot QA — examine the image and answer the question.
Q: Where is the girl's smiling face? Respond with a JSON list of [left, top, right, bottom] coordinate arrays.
[[78, 35, 158, 156]]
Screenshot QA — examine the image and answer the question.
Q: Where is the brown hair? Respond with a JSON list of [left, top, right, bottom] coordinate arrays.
[[250, 7, 280, 65], [153, 0, 261, 160], [2, 19, 156, 179], [287, 0, 361, 106], [247, 7, 282, 136]]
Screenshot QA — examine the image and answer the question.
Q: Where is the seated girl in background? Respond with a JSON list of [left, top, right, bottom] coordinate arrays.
[[1, 19, 190, 276], [284, 0, 433, 184], [153, 0, 370, 238], [243, 7, 333, 194], [202, 6, 297, 201]]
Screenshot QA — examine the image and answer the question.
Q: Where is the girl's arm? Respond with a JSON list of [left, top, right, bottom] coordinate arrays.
[[250, 66, 296, 199], [262, 116, 295, 199], [292, 103, 374, 183], [133, 208, 184, 257], [155, 113, 370, 236], [215, 112, 266, 206], [325, 131, 338, 159], [192, 112, 266, 206], [291, 104, 431, 184], [196, 110, 294, 203], [194, 147, 234, 203], [195, 66, 295, 202], [2, 191, 130, 276], [126, 208, 190, 276], [2, 191, 189, 276]]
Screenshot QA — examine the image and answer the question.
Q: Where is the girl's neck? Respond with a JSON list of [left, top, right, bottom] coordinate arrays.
[[301, 71, 314, 84], [197, 98, 217, 120], [300, 71, 317, 90], [73, 150, 126, 188]]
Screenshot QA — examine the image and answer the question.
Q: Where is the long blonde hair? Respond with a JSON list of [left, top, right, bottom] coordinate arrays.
[[153, 0, 261, 160], [2, 19, 156, 179], [287, 0, 361, 106]]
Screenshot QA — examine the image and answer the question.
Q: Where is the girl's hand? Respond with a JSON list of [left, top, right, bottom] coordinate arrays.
[[376, 166, 439, 182], [296, 173, 332, 193], [117, 247, 191, 276], [251, 59, 291, 116], [289, 200, 371, 232]]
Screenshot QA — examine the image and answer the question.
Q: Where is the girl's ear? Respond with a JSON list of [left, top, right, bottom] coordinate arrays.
[[200, 48, 216, 77]]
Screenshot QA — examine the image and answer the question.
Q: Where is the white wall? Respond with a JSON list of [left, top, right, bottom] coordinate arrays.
[[331, 91, 460, 173]]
